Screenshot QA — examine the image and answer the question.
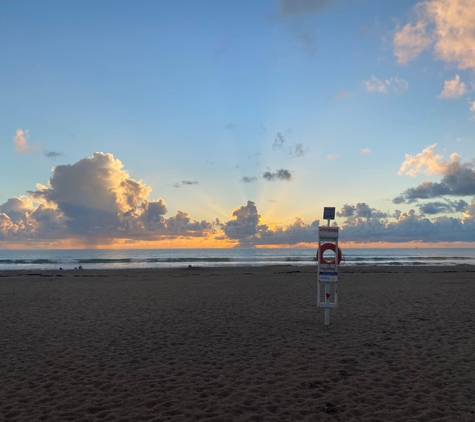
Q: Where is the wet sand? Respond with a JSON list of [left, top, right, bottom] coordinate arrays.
[[1, 266, 475, 421]]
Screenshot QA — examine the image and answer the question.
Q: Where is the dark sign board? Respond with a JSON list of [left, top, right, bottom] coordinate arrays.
[[323, 207, 335, 220]]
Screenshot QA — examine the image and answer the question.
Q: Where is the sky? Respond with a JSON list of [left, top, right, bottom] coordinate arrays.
[[1, 0, 475, 249]]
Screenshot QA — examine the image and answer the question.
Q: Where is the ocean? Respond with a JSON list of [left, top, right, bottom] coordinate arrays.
[[0, 248, 474, 270]]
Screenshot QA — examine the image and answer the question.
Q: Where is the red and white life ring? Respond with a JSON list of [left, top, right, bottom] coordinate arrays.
[[316, 243, 342, 265]]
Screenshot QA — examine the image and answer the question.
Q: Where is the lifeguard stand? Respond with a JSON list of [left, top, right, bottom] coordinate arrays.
[[317, 207, 341, 326]]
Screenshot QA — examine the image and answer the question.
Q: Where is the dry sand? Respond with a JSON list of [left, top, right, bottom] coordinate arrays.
[[1, 265, 475, 421]]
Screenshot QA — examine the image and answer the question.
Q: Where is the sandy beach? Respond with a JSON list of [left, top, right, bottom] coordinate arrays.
[[1, 265, 474, 421]]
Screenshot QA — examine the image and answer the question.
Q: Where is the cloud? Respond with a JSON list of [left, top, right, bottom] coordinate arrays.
[[337, 203, 388, 220], [326, 154, 339, 160], [418, 199, 468, 214], [224, 123, 235, 130], [262, 169, 293, 181], [394, 20, 433, 64], [221, 200, 475, 245], [396, 145, 475, 201], [289, 143, 309, 157], [276, 0, 332, 17], [330, 91, 350, 100], [438, 75, 468, 99], [44, 151, 64, 158], [220, 200, 320, 246], [241, 176, 258, 183], [398, 143, 448, 177], [221, 201, 264, 244], [394, 0, 475, 71], [0, 152, 214, 242], [363, 76, 409, 94], [273, 132, 285, 148], [174, 180, 199, 187], [471, 101, 475, 118], [360, 148, 372, 156], [340, 203, 475, 243], [13, 129, 39, 154]]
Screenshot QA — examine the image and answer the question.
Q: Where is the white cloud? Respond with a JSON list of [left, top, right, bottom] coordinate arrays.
[[363, 76, 409, 94], [0, 152, 214, 242], [394, 0, 475, 71], [438, 75, 468, 99], [13, 129, 39, 154], [360, 148, 372, 156], [396, 144, 475, 201], [398, 143, 453, 177], [394, 21, 433, 64]]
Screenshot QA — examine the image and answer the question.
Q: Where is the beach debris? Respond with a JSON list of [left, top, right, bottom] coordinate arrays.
[[320, 402, 337, 414]]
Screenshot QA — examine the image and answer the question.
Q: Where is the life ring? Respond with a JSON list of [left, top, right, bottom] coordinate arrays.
[[316, 243, 342, 265]]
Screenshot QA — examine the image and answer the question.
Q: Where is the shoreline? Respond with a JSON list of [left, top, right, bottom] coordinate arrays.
[[1, 266, 474, 421], [1, 263, 475, 277]]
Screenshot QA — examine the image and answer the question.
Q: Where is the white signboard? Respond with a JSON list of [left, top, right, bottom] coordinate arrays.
[[318, 226, 339, 238], [319, 271, 338, 282]]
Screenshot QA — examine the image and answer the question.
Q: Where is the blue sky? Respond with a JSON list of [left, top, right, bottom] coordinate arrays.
[[1, 0, 475, 248]]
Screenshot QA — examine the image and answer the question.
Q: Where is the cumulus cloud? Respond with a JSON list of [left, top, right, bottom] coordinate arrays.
[[340, 203, 475, 243], [396, 144, 475, 201], [418, 199, 468, 215], [394, 0, 475, 71], [13, 129, 39, 154], [220, 199, 475, 245], [360, 148, 372, 156], [399, 143, 449, 177], [337, 203, 388, 220], [363, 76, 409, 94], [438, 75, 468, 99], [0, 152, 214, 242], [262, 169, 293, 181], [220, 200, 320, 246], [277, 0, 332, 17]]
